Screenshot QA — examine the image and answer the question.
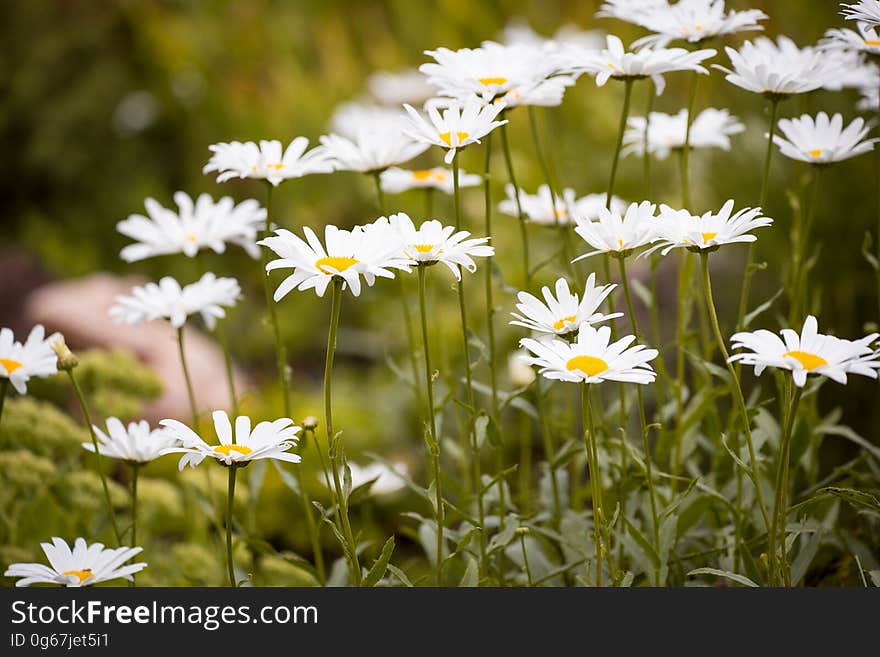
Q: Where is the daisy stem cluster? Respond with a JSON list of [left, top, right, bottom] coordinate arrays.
[[416, 266, 445, 585], [499, 117, 530, 287], [323, 277, 361, 586], [580, 383, 604, 587], [769, 383, 803, 587], [261, 183, 291, 416]]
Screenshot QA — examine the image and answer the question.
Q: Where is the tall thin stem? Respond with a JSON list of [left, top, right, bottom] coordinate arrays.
[[323, 277, 361, 586], [643, 81, 655, 196], [226, 464, 237, 586], [417, 266, 445, 585], [680, 72, 700, 208], [261, 183, 291, 416], [789, 167, 823, 324], [617, 256, 660, 584], [534, 382, 561, 523], [699, 253, 771, 545], [67, 370, 121, 545], [770, 383, 803, 587], [0, 379, 8, 429], [499, 117, 530, 287], [607, 79, 634, 210], [176, 327, 200, 431], [737, 97, 781, 333], [130, 462, 139, 585], [581, 383, 604, 587], [215, 321, 239, 417]]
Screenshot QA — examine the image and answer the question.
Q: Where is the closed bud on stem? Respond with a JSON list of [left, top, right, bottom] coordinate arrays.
[[52, 336, 79, 371]]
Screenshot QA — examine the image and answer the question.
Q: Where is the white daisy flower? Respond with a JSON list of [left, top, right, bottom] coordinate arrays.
[[648, 199, 772, 255], [388, 213, 493, 279], [629, 0, 767, 49], [367, 69, 438, 106], [508, 348, 537, 386], [510, 274, 622, 336], [259, 222, 412, 299], [622, 108, 744, 159], [420, 41, 574, 107], [341, 461, 409, 496], [160, 410, 302, 470], [4, 537, 146, 587], [379, 166, 481, 195], [842, 2, 880, 27], [560, 35, 715, 95], [773, 112, 878, 165], [0, 325, 60, 395], [83, 417, 178, 464], [821, 51, 879, 91], [596, 0, 670, 21], [117, 192, 265, 262], [109, 273, 241, 329], [519, 323, 658, 385], [573, 201, 658, 260], [317, 105, 428, 173], [821, 22, 880, 58], [498, 184, 627, 226], [859, 85, 880, 111], [501, 18, 606, 51], [715, 36, 843, 97], [403, 99, 507, 164], [728, 315, 880, 388], [203, 138, 334, 186]]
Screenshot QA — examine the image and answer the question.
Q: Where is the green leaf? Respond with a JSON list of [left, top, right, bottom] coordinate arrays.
[[474, 414, 489, 450], [386, 563, 413, 587], [622, 516, 659, 569], [743, 289, 783, 329], [790, 528, 822, 586], [460, 557, 479, 587], [362, 536, 395, 587], [687, 568, 758, 587], [815, 423, 880, 461]]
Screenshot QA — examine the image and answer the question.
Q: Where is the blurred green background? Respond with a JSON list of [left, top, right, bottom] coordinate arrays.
[[2, 0, 878, 585]]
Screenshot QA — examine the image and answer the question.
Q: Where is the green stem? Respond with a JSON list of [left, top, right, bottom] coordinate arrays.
[[643, 81, 655, 196], [499, 116, 530, 287], [607, 79, 634, 210], [226, 464, 237, 586], [700, 253, 772, 550], [680, 72, 700, 208], [372, 170, 386, 214], [417, 266, 445, 585], [0, 379, 8, 429], [130, 462, 139, 585], [581, 383, 604, 587], [736, 97, 780, 334], [67, 370, 121, 546], [324, 277, 361, 586], [519, 532, 533, 587], [176, 327, 200, 431], [534, 382, 561, 524], [617, 256, 660, 584], [770, 383, 803, 587], [261, 183, 291, 416], [425, 187, 434, 217], [215, 321, 239, 417], [790, 167, 823, 324]]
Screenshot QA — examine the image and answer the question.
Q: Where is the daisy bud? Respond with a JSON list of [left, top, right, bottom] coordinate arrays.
[[52, 336, 79, 371], [302, 416, 319, 432]]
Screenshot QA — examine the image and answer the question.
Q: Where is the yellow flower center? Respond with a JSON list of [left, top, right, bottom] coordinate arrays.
[[413, 244, 435, 253], [266, 162, 285, 171], [617, 238, 624, 249], [566, 355, 609, 377], [808, 148, 822, 158], [0, 358, 23, 374], [478, 77, 508, 86], [553, 315, 578, 331], [784, 350, 828, 371], [412, 169, 445, 182], [214, 444, 253, 457], [62, 569, 93, 583], [701, 232, 717, 244], [315, 256, 359, 274], [865, 40, 880, 47], [185, 233, 198, 243], [439, 131, 469, 146]]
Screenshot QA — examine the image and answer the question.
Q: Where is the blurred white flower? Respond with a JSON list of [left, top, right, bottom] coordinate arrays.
[[0, 325, 59, 395], [560, 35, 715, 94], [203, 138, 334, 186], [367, 69, 438, 106], [161, 411, 301, 470], [259, 222, 412, 299], [109, 273, 240, 329], [508, 349, 537, 386], [117, 192, 265, 262], [342, 461, 409, 496], [84, 418, 177, 464], [629, 0, 767, 48], [4, 537, 146, 587], [403, 99, 507, 164], [716, 36, 843, 96], [648, 200, 772, 255], [520, 323, 658, 385], [501, 18, 606, 50], [623, 108, 744, 159], [499, 184, 627, 226], [729, 315, 880, 388], [821, 22, 880, 58], [380, 166, 481, 195], [773, 112, 878, 164]]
